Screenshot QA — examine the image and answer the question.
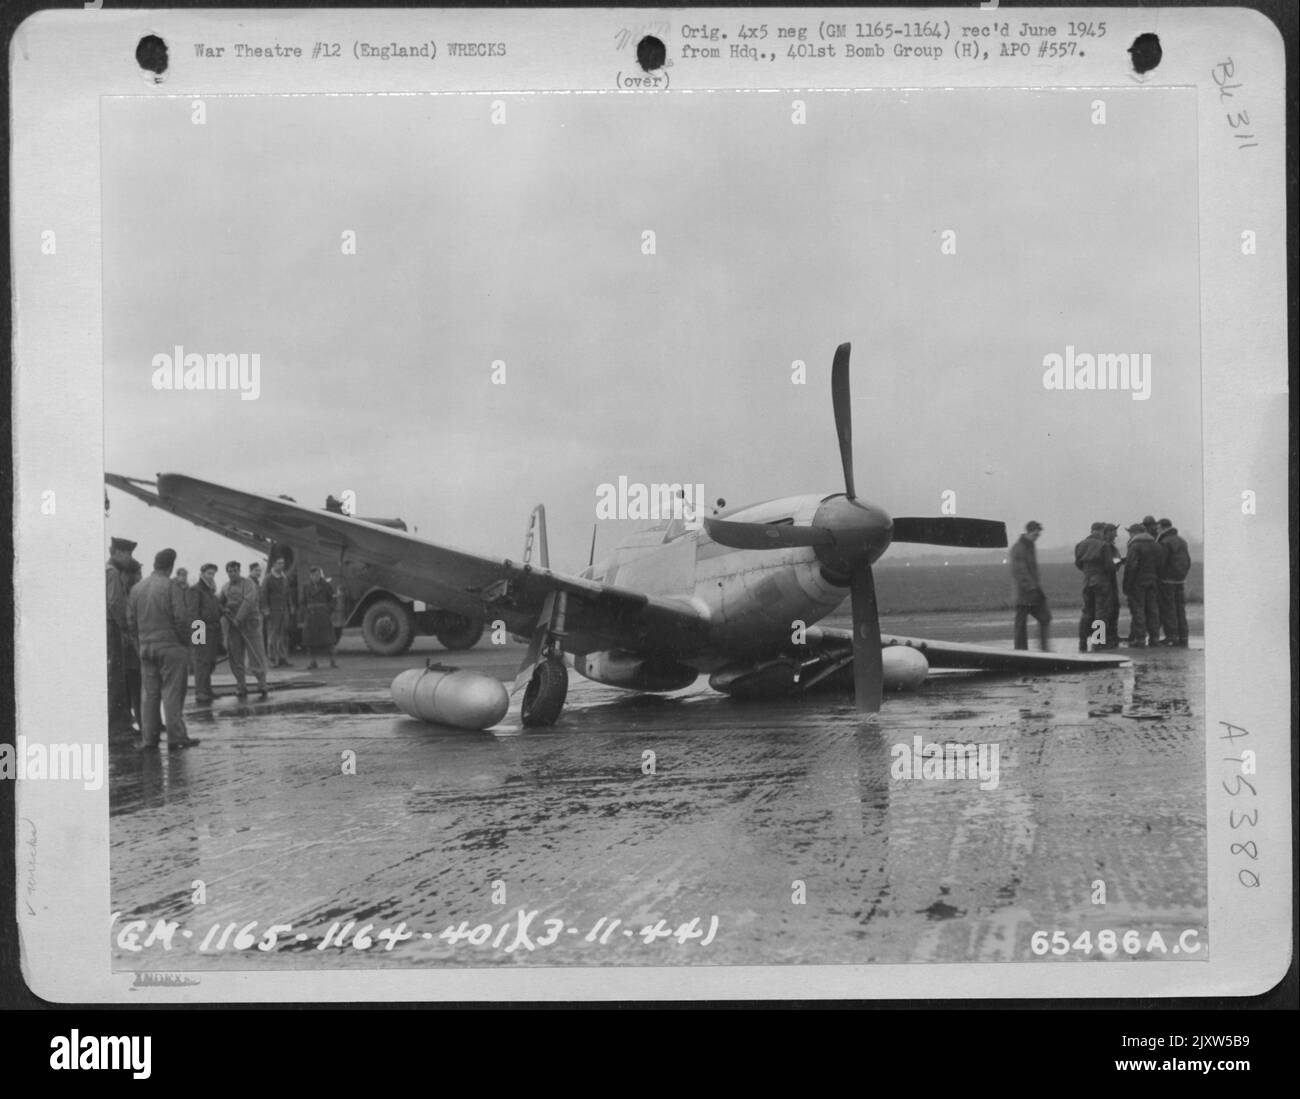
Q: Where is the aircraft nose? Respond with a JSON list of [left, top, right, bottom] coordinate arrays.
[[813, 496, 893, 578]]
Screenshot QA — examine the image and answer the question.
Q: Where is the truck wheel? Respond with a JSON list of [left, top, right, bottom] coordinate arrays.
[[521, 659, 568, 727], [434, 613, 484, 651], [361, 598, 415, 656]]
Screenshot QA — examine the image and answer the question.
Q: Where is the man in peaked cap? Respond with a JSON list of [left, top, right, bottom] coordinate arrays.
[[222, 561, 269, 700], [190, 563, 225, 704], [126, 547, 199, 750], [1010, 521, 1051, 651], [1102, 524, 1123, 648], [261, 556, 294, 668], [1074, 522, 1114, 652], [106, 537, 138, 737], [1122, 522, 1163, 647], [1155, 518, 1192, 646]]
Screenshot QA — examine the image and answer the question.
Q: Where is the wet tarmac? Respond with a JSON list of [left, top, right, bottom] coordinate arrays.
[[109, 611, 1206, 969]]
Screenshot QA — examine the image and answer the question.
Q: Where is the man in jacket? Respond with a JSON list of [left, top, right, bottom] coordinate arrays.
[[222, 561, 269, 699], [105, 536, 138, 737], [1156, 518, 1191, 646], [126, 547, 199, 750], [1102, 523, 1123, 648], [261, 556, 294, 668], [190, 563, 225, 704], [1010, 521, 1051, 650], [123, 559, 147, 732], [1075, 522, 1114, 651], [169, 567, 193, 712], [1121, 522, 1163, 647]]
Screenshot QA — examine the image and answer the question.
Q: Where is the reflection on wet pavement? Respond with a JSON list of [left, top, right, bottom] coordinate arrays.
[[110, 642, 1206, 969]]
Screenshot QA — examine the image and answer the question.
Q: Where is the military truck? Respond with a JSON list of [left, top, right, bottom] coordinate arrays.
[[270, 532, 483, 655]]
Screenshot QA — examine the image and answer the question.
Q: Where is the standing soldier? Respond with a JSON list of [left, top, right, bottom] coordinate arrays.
[[123, 559, 147, 732], [249, 561, 267, 661], [262, 556, 294, 668], [191, 564, 225, 704], [222, 561, 269, 700], [105, 537, 137, 737], [1009, 521, 1051, 651], [126, 548, 199, 750], [1074, 522, 1114, 652], [1142, 514, 1159, 540], [171, 566, 193, 713], [1121, 522, 1163, 647], [301, 567, 339, 669], [1156, 518, 1191, 646], [1102, 523, 1123, 648]]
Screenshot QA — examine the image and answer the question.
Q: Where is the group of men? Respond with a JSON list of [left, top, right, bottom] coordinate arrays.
[[106, 538, 316, 750], [1009, 516, 1192, 653]]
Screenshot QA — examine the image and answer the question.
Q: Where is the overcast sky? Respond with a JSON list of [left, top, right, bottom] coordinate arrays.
[[102, 88, 1201, 573]]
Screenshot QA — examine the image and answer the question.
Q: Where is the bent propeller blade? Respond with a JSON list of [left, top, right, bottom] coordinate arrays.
[[850, 565, 884, 712]]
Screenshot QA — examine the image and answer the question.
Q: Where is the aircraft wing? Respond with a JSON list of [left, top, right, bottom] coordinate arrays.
[[147, 473, 710, 652], [106, 472, 274, 555], [810, 626, 1130, 671]]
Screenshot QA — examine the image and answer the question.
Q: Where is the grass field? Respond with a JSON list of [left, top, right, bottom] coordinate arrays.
[[871, 561, 1203, 615]]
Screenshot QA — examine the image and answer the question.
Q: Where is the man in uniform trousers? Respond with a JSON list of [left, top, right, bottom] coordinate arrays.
[[222, 561, 269, 699], [190, 564, 225, 704], [1121, 522, 1163, 647], [126, 548, 199, 750], [105, 536, 138, 737], [122, 559, 147, 731], [1102, 523, 1123, 648], [1009, 521, 1051, 650], [248, 560, 269, 655], [261, 556, 294, 668], [170, 567, 193, 713], [301, 566, 340, 669], [1156, 518, 1192, 646], [1074, 522, 1115, 652]]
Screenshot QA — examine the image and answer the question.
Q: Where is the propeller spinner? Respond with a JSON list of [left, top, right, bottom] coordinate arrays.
[[704, 342, 1008, 713]]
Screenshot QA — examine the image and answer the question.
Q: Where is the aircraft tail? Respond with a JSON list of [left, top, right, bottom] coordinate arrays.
[[522, 504, 549, 569]]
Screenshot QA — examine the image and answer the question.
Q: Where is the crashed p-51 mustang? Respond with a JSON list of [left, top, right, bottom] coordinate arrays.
[[112, 343, 1125, 726]]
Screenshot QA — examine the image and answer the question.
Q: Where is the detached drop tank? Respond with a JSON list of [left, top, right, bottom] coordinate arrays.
[[391, 666, 509, 730]]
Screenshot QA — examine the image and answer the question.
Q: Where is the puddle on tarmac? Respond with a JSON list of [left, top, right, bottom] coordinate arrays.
[[110, 653, 1206, 969]]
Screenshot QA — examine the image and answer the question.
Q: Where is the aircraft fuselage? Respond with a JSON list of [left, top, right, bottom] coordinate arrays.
[[580, 492, 891, 675]]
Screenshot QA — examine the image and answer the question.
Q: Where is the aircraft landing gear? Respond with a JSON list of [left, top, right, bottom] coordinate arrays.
[[521, 658, 568, 727]]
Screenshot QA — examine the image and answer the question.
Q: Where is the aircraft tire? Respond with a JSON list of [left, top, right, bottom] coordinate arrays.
[[361, 598, 415, 656], [434, 613, 484, 651], [521, 659, 568, 727]]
